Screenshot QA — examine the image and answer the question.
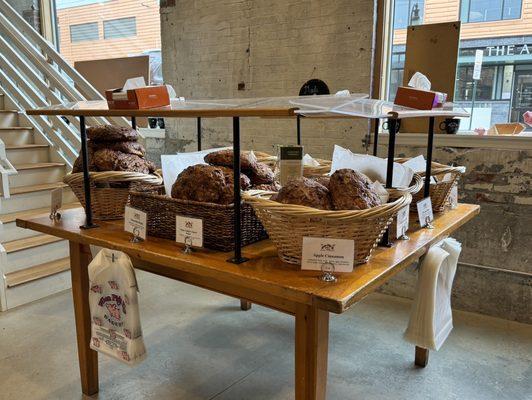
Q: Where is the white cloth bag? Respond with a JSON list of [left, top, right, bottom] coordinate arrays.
[[88, 248, 147, 365], [404, 238, 462, 351]]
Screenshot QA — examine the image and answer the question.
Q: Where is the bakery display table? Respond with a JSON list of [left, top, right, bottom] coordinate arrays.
[[16, 204, 479, 400]]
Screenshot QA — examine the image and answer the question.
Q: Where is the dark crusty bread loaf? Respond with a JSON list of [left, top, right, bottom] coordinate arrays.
[[204, 149, 255, 170], [274, 177, 332, 210], [328, 169, 381, 210], [171, 164, 250, 204], [87, 125, 138, 142]]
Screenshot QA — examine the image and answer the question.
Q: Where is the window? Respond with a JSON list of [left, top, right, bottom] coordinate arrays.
[[70, 22, 99, 43], [386, 0, 532, 131], [460, 0, 522, 23], [103, 17, 137, 39], [394, 0, 425, 29]]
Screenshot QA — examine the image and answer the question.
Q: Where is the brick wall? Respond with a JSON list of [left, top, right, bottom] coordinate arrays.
[[378, 145, 532, 324], [160, 0, 376, 159]]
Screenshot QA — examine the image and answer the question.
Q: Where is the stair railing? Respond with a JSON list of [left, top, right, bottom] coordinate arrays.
[[0, 0, 130, 169]]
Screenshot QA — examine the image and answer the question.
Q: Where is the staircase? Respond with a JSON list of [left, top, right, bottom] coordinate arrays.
[[0, 0, 131, 311], [0, 96, 79, 311]]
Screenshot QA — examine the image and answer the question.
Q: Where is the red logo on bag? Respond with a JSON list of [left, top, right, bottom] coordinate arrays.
[[123, 328, 131, 339], [106, 303, 121, 321], [91, 285, 102, 293], [108, 281, 119, 290], [92, 337, 100, 348]]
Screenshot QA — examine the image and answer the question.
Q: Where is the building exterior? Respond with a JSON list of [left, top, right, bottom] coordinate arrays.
[[56, 0, 161, 65], [390, 0, 532, 128]]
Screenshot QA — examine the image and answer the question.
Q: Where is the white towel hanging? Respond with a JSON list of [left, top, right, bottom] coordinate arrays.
[[404, 238, 462, 351]]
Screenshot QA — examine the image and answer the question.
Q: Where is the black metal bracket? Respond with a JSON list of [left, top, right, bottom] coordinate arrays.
[[227, 116, 249, 264], [131, 116, 137, 130], [197, 117, 202, 151], [424, 117, 435, 198], [296, 115, 302, 146], [379, 117, 400, 247], [373, 118, 379, 156], [78, 115, 98, 229]]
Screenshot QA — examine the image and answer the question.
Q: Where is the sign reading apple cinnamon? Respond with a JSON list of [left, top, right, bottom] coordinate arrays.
[[301, 237, 354, 273]]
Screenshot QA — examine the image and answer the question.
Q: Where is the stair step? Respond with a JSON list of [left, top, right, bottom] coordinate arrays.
[[12, 162, 64, 171], [0, 110, 19, 128], [3, 234, 63, 254], [6, 144, 48, 151], [5, 257, 70, 288], [8, 182, 67, 196], [0, 202, 80, 224], [0, 127, 34, 146]]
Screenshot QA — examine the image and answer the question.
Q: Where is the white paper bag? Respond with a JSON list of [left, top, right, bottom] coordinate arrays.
[[89, 249, 146, 365], [330, 145, 414, 188], [404, 238, 462, 351]]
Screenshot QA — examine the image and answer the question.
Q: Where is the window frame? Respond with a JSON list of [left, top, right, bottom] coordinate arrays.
[[460, 0, 523, 23]]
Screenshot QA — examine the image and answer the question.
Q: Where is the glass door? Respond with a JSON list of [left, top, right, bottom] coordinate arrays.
[[511, 70, 532, 125]]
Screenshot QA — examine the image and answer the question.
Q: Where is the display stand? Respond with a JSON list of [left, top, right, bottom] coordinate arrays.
[[22, 96, 475, 400], [26, 95, 468, 263]]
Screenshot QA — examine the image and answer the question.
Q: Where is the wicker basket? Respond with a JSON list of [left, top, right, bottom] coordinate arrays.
[[244, 192, 412, 265], [397, 159, 464, 212], [387, 172, 424, 200], [128, 191, 268, 252], [64, 171, 163, 220]]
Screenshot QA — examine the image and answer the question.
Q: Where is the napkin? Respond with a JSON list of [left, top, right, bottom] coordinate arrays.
[[330, 145, 414, 188]]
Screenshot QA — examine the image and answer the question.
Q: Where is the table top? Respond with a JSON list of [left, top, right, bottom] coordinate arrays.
[[17, 204, 479, 314], [24, 96, 469, 119]]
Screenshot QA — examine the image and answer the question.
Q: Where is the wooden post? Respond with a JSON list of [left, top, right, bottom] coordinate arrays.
[[415, 346, 429, 368], [69, 242, 99, 395], [295, 305, 329, 400]]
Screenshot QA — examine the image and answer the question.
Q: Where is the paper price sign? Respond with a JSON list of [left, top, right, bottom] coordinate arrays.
[[396, 206, 409, 239], [176, 216, 203, 248], [449, 185, 458, 209], [301, 237, 354, 273], [124, 206, 147, 240], [417, 197, 434, 228]]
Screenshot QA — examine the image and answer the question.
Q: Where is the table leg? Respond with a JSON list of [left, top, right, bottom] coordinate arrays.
[[295, 305, 329, 400], [240, 300, 252, 311], [415, 346, 429, 368], [69, 242, 99, 395]]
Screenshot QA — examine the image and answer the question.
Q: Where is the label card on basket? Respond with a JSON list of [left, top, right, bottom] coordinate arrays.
[[279, 146, 303, 186], [176, 216, 203, 247], [124, 206, 147, 240], [301, 237, 354, 273], [449, 185, 458, 209], [51, 187, 62, 211], [396, 206, 410, 239], [417, 197, 434, 228]]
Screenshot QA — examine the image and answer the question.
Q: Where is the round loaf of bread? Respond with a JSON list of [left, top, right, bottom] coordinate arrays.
[[248, 161, 275, 185], [204, 149, 255, 170], [89, 140, 145, 157], [274, 177, 332, 210], [87, 125, 138, 142], [72, 146, 97, 173], [93, 149, 152, 174], [329, 169, 381, 210]]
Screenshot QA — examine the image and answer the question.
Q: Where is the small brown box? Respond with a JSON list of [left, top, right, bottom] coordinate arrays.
[[105, 85, 170, 110], [394, 86, 437, 110]]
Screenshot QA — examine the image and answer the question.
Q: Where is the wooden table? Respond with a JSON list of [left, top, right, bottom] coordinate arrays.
[[17, 204, 479, 400]]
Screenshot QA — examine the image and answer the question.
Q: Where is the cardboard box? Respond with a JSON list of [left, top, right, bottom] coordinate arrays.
[[487, 123, 526, 136], [105, 85, 170, 110], [394, 86, 447, 110]]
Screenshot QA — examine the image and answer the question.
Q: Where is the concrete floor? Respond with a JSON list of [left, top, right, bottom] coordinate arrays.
[[0, 271, 531, 400]]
